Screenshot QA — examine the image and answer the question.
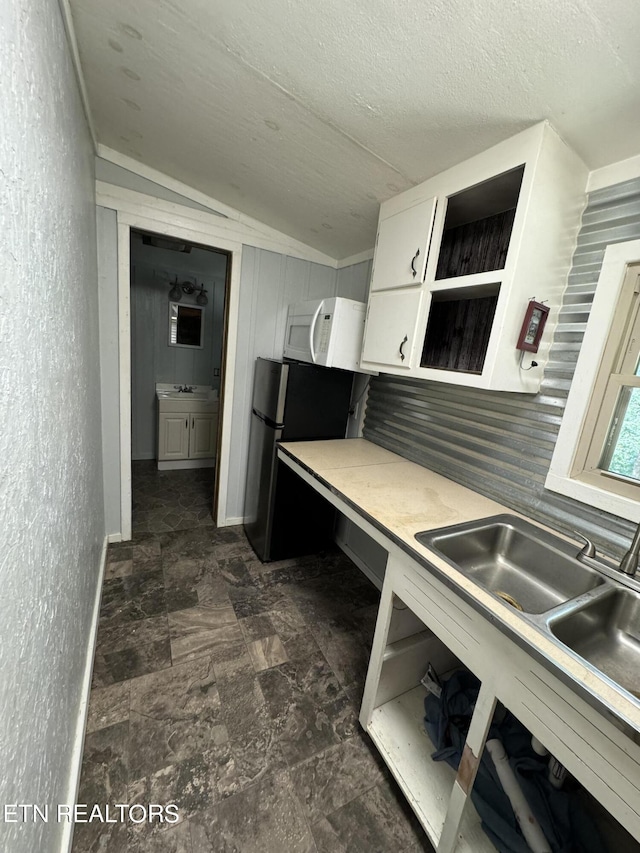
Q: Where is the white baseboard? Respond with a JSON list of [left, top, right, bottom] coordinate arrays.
[[157, 458, 215, 470], [59, 535, 108, 853], [107, 532, 123, 543], [223, 515, 245, 526]]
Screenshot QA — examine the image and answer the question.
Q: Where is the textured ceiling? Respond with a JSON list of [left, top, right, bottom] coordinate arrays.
[[70, 0, 640, 259]]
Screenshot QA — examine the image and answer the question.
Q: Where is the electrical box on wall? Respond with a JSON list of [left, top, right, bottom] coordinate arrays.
[[516, 300, 549, 353]]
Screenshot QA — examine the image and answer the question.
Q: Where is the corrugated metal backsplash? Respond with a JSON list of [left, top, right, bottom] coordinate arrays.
[[363, 177, 640, 559]]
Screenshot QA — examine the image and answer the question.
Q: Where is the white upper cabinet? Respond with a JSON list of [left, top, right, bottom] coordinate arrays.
[[369, 196, 437, 292], [361, 289, 424, 370], [359, 122, 589, 392]]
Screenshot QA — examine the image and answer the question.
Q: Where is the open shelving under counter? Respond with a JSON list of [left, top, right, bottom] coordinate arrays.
[[276, 438, 640, 852], [367, 684, 493, 853]]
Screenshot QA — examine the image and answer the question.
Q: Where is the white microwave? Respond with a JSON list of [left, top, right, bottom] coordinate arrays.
[[283, 297, 369, 372]]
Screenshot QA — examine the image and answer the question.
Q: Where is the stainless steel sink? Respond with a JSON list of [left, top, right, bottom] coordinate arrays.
[[549, 589, 640, 699], [416, 514, 605, 614], [415, 513, 640, 715]]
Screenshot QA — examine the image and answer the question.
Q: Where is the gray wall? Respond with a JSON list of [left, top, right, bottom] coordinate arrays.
[[0, 1, 104, 851], [337, 259, 372, 302], [364, 178, 640, 560], [95, 156, 228, 216], [226, 250, 372, 521], [130, 234, 227, 459]]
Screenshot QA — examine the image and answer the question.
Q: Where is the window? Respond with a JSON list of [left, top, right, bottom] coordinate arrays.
[[573, 263, 640, 500], [546, 241, 640, 521]]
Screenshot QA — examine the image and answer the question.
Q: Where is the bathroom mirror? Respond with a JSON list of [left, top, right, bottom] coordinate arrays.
[[169, 302, 204, 349]]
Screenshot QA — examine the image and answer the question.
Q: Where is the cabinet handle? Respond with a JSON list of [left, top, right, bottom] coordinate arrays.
[[185, 418, 188, 429], [192, 418, 195, 429], [399, 335, 408, 361], [410, 248, 420, 278]]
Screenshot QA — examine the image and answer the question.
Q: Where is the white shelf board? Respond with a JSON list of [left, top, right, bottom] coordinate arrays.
[[367, 685, 493, 853]]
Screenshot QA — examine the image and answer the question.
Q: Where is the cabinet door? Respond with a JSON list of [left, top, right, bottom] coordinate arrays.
[[370, 197, 437, 292], [189, 413, 218, 459], [361, 289, 423, 370], [158, 413, 189, 460]]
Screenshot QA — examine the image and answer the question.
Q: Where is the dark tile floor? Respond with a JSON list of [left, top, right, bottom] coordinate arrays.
[[131, 461, 215, 535], [73, 521, 434, 852]]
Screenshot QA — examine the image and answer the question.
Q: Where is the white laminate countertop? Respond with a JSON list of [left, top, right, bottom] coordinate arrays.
[[278, 437, 640, 734]]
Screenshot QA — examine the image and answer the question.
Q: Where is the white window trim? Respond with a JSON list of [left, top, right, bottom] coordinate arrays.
[[545, 239, 640, 523]]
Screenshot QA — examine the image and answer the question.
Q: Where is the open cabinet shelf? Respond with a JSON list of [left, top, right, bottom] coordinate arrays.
[[359, 122, 589, 391], [420, 283, 500, 373], [367, 684, 494, 853], [360, 551, 640, 852], [434, 165, 524, 281]]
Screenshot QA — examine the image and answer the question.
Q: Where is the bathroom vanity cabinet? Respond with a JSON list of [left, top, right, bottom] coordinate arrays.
[[156, 392, 218, 469]]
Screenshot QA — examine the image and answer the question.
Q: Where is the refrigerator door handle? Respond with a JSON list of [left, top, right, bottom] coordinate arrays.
[[308, 300, 324, 364], [252, 407, 284, 430]]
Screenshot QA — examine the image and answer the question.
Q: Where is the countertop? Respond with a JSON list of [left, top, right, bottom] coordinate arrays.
[[278, 437, 640, 734]]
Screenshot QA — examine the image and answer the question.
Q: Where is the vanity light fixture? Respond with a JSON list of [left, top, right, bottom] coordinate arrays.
[[168, 277, 182, 301], [167, 278, 208, 305]]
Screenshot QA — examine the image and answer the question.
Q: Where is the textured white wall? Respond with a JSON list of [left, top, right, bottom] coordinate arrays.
[[0, 1, 104, 851]]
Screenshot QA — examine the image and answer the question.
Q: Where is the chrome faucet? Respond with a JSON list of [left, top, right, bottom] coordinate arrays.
[[619, 521, 640, 576], [576, 522, 640, 578]]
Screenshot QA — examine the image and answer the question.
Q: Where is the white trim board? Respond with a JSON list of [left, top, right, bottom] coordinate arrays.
[[587, 153, 640, 193], [97, 149, 337, 266], [97, 182, 335, 267], [57, 0, 97, 150], [545, 239, 640, 522], [336, 536, 384, 590], [60, 535, 108, 853], [157, 459, 215, 471], [117, 221, 133, 541]]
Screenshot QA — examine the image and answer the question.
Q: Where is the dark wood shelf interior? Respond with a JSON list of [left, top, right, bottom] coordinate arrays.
[[421, 285, 500, 374], [435, 165, 525, 280]]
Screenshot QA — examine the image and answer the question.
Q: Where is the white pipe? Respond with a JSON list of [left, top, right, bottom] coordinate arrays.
[[486, 739, 551, 853], [531, 736, 549, 757]]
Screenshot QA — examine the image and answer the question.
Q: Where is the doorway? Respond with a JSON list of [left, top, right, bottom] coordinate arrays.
[[106, 199, 244, 542], [128, 228, 230, 535]]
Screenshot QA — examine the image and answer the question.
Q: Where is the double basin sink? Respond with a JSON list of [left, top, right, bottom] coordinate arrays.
[[416, 515, 640, 703]]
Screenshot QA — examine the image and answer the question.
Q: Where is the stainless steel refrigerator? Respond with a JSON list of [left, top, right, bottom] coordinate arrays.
[[243, 357, 353, 561]]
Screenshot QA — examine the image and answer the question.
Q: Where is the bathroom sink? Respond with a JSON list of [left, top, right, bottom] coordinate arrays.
[[549, 589, 640, 699], [416, 515, 605, 614], [156, 390, 213, 401]]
